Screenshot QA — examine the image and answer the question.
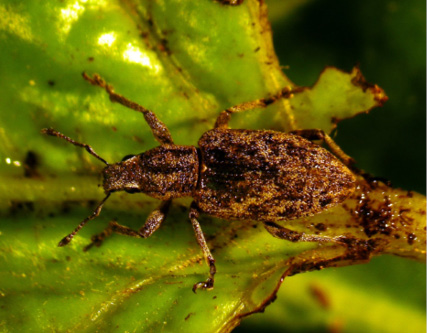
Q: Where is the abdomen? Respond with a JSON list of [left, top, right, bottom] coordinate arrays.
[[194, 129, 355, 222]]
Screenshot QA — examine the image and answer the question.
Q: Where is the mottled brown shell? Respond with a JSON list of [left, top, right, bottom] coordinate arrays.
[[194, 129, 356, 221]]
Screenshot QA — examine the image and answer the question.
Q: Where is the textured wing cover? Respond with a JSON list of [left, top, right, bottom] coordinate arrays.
[[195, 129, 355, 221]]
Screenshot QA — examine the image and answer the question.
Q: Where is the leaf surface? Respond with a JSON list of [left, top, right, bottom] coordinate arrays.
[[0, 0, 424, 332]]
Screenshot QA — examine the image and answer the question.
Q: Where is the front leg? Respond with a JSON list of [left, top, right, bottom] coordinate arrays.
[[83, 200, 171, 251], [82, 73, 174, 145], [189, 202, 216, 292]]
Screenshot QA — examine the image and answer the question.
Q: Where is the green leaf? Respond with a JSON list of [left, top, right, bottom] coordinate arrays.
[[239, 256, 426, 333], [0, 0, 424, 332]]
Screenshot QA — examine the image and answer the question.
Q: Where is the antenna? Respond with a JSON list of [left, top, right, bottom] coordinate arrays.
[[58, 193, 111, 246], [41, 128, 108, 165]]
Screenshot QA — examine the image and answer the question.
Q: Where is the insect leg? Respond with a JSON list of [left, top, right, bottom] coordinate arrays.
[[291, 129, 393, 185], [41, 128, 108, 165], [189, 202, 216, 293], [263, 221, 342, 243], [289, 129, 355, 167], [82, 220, 114, 251], [83, 200, 171, 251], [82, 72, 174, 145], [138, 199, 172, 237], [214, 87, 293, 129]]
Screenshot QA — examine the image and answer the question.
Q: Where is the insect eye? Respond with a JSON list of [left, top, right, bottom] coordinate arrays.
[[125, 188, 139, 194], [121, 154, 135, 162]]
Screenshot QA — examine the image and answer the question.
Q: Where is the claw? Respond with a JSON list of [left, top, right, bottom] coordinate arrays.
[[192, 278, 214, 293], [83, 234, 105, 252]]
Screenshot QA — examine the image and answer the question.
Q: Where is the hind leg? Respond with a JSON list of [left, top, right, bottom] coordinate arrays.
[[289, 129, 355, 167], [289, 129, 386, 185], [82, 73, 174, 145]]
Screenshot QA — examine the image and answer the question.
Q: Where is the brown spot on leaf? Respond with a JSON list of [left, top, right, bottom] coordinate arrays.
[[215, 0, 244, 5], [184, 312, 195, 321], [9, 201, 35, 215], [158, 38, 171, 55], [350, 67, 388, 104], [309, 284, 330, 309], [407, 233, 416, 245], [315, 223, 327, 231], [24, 151, 40, 178], [352, 192, 394, 237]]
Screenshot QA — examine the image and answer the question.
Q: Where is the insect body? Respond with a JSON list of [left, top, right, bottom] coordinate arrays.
[[196, 128, 355, 222], [43, 73, 356, 292]]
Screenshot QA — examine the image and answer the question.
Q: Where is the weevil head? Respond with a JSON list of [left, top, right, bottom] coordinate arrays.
[[102, 154, 144, 194]]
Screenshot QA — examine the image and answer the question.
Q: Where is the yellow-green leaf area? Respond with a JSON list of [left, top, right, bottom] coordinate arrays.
[[0, 0, 425, 332], [288, 67, 388, 132], [241, 257, 426, 333]]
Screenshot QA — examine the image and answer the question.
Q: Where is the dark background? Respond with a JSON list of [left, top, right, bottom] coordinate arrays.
[[270, 0, 425, 194]]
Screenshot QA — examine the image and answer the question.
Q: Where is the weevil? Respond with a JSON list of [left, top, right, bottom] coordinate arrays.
[[42, 73, 356, 292]]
